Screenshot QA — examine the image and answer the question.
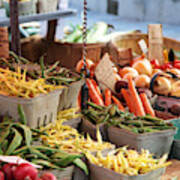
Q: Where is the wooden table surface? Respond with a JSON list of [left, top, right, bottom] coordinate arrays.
[[162, 160, 180, 180]]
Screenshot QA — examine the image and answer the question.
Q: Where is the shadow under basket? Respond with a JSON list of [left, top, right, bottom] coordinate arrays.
[[88, 162, 166, 180], [0, 90, 63, 128], [108, 126, 176, 158]]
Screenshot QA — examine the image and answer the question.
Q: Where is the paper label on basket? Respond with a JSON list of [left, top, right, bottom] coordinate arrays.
[[95, 53, 117, 92], [0, 27, 9, 58], [148, 24, 163, 65], [138, 39, 148, 54], [0, 155, 42, 169]]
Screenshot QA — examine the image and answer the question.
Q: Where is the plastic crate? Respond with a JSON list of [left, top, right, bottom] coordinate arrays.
[[0, 90, 62, 128]]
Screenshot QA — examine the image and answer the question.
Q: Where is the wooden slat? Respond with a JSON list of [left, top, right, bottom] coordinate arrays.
[[148, 24, 164, 65], [46, 19, 57, 41], [10, 0, 21, 55]]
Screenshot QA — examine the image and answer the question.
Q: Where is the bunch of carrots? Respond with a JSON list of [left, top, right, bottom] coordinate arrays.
[[78, 77, 155, 117], [78, 78, 125, 112], [121, 77, 155, 117]]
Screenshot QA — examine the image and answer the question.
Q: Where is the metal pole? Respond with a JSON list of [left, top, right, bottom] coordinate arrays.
[[10, 0, 21, 55]]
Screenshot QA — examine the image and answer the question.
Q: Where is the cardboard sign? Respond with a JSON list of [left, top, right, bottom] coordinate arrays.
[[0, 27, 9, 58], [95, 53, 117, 92], [148, 24, 163, 65]]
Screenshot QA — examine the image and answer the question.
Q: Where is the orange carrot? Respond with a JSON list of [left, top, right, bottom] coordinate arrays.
[[121, 88, 134, 113], [128, 77, 145, 116], [86, 78, 104, 106], [90, 79, 103, 98], [112, 96, 124, 112], [140, 93, 155, 117], [104, 88, 112, 106]]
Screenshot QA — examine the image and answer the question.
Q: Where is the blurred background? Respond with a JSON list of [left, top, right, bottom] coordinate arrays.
[[0, 0, 180, 40]]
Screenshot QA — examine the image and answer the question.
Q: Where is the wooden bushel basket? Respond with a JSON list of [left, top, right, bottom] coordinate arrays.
[[108, 33, 180, 65]]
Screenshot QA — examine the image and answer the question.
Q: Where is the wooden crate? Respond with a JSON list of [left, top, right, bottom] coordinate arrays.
[[21, 36, 105, 70]]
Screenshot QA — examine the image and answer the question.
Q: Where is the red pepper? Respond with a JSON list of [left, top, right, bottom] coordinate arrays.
[[161, 63, 173, 70], [165, 62, 173, 69], [150, 59, 160, 69], [174, 63, 180, 69], [174, 60, 180, 64]]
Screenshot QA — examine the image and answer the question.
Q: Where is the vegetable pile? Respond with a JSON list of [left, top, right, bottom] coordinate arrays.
[[57, 108, 81, 122], [86, 147, 171, 176], [0, 114, 88, 174], [83, 102, 174, 134], [0, 67, 63, 98], [40, 117, 114, 154], [63, 22, 111, 43], [0, 52, 80, 86]]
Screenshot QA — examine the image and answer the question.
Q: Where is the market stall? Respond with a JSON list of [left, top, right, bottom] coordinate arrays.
[[0, 0, 179, 180]]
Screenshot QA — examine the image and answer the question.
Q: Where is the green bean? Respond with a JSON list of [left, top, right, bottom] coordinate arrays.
[[142, 115, 163, 124], [9, 51, 20, 63], [31, 129, 48, 136], [73, 158, 89, 175], [19, 56, 30, 64], [40, 56, 45, 78], [54, 154, 82, 167], [12, 146, 29, 155], [18, 104, 27, 125], [0, 127, 10, 144], [34, 146, 64, 155], [6, 128, 23, 155], [31, 159, 64, 170], [29, 147, 49, 160], [118, 123, 132, 131], [2, 140, 9, 153], [46, 61, 60, 73], [87, 102, 104, 111], [13, 123, 32, 146]]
